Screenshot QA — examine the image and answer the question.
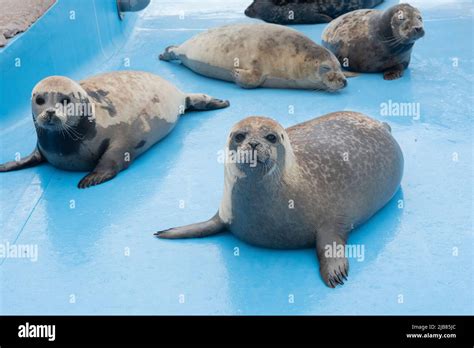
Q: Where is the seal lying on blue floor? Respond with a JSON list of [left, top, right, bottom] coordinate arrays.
[[245, 0, 384, 24], [159, 23, 347, 91], [0, 71, 229, 188], [155, 112, 404, 288], [322, 3, 425, 80]]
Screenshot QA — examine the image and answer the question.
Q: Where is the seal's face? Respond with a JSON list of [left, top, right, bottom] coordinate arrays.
[[390, 5, 424, 44], [317, 58, 348, 91], [228, 117, 288, 177], [32, 76, 93, 131]]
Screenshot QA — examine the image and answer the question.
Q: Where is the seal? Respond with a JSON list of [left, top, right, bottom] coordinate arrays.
[[159, 23, 347, 91], [155, 112, 404, 288], [0, 71, 230, 188], [245, 0, 384, 24], [321, 3, 425, 80]]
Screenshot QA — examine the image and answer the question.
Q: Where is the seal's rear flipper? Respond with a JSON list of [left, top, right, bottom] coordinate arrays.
[[185, 94, 230, 111], [155, 213, 227, 239], [233, 68, 264, 88], [0, 147, 44, 172], [159, 45, 179, 61]]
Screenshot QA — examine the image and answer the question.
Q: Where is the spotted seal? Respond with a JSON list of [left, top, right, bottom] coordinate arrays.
[[0, 71, 229, 188], [155, 112, 404, 287], [245, 0, 384, 24], [322, 3, 425, 80], [159, 23, 347, 91]]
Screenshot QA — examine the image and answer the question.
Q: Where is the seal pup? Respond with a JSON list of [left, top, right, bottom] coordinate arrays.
[[245, 0, 384, 24], [159, 23, 347, 91], [0, 71, 229, 188], [322, 3, 425, 80], [155, 112, 404, 287]]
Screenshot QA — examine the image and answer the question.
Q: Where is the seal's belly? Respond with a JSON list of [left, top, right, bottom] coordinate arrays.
[[41, 148, 97, 172], [263, 76, 320, 89], [180, 56, 318, 89], [229, 188, 318, 249], [230, 215, 316, 249], [179, 55, 234, 82]]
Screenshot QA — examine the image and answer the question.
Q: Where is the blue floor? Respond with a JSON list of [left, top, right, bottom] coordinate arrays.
[[0, 0, 472, 315]]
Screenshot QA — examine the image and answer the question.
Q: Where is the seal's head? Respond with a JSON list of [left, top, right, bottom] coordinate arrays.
[[385, 4, 424, 44], [227, 116, 293, 178], [32, 76, 93, 130]]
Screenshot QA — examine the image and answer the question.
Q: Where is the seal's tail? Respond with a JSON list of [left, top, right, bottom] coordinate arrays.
[[159, 45, 179, 61], [185, 93, 230, 111], [155, 213, 227, 239]]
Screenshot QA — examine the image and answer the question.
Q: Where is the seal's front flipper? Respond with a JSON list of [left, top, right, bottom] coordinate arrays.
[[155, 213, 227, 239], [0, 147, 44, 172], [159, 45, 179, 62], [78, 146, 130, 189], [383, 64, 404, 80], [316, 227, 349, 288], [233, 68, 264, 88], [78, 170, 118, 189], [185, 94, 230, 111]]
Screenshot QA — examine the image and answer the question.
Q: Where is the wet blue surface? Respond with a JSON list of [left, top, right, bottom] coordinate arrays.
[[0, 0, 472, 314]]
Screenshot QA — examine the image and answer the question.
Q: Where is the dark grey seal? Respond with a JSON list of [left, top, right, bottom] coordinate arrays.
[[322, 3, 425, 80], [245, 0, 384, 24], [155, 112, 404, 287], [0, 71, 229, 188]]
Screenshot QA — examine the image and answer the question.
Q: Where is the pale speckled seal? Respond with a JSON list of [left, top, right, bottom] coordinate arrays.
[[245, 0, 384, 24], [322, 3, 425, 80], [155, 112, 404, 288], [0, 71, 229, 188], [159, 23, 347, 91]]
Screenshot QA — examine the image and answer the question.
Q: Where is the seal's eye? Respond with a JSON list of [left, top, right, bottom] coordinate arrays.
[[265, 134, 277, 143], [235, 133, 246, 143], [417, 15, 422, 21], [60, 97, 71, 105], [36, 96, 45, 105]]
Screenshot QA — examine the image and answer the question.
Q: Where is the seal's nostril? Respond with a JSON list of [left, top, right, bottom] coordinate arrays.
[[413, 26, 423, 33], [342, 79, 348, 88]]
